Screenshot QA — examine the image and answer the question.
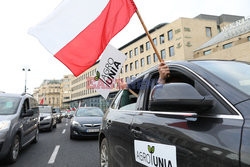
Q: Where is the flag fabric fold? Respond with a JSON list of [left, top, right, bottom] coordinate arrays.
[[29, 0, 137, 77]]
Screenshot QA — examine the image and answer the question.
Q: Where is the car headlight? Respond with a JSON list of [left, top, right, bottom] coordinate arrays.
[[72, 121, 81, 126], [44, 116, 52, 120], [0, 120, 11, 131]]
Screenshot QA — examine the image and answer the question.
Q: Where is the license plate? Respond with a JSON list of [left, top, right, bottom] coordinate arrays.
[[87, 129, 99, 133]]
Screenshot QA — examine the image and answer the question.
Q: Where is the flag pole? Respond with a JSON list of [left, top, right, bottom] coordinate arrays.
[[135, 10, 163, 63]]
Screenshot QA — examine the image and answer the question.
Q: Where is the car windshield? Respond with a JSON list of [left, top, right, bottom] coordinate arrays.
[[193, 61, 250, 96], [39, 106, 52, 113], [76, 108, 103, 117], [0, 96, 21, 115]]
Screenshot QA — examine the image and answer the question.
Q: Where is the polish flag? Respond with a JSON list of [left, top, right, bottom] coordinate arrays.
[[40, 96, 45, 105], [29, 0, 137, 77]]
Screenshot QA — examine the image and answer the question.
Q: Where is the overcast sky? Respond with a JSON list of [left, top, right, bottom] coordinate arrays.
[[0, 0, 249, 94]]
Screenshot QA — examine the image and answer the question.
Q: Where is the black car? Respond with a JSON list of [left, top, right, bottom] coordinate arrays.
[[70, 107, 103, 139], [0, 93, 39, 164], [99, 60, 250, 167], [54, 107, 63, 123]]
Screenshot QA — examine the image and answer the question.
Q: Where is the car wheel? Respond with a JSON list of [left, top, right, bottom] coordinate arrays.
[[49, 121, 53, 131], [6, 135, 20, 164], [70, 131, 75, 140], [32, 128, 39, 144], [53, 123, 57, 128], [100, 138, 112, 167]]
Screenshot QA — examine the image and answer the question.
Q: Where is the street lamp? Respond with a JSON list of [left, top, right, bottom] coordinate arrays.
[[22, 67, 31, 93]]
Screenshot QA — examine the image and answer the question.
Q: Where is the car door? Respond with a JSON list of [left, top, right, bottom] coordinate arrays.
[[106, 89, 138, 167], [20, 98, 33, 145], [29, 98, 39, 136], [131, 66, 244, 167]]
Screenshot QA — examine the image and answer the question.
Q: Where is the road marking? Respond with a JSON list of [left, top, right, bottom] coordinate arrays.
[[62, 129, 66, 134], [48, 145, 60, 164], [66, 123, 68, 126]]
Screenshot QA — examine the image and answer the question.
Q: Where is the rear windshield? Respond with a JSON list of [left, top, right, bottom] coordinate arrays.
[[193, 61, 250, 96], [0, 96, 21, 115], [76, 108, 103, 117], [39, 106, 52, 113]]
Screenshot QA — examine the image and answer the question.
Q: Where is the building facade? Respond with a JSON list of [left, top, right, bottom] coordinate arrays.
[[61, 74, 74, 109], [194, 17, 250, 61], [35, 80, 62, 108]]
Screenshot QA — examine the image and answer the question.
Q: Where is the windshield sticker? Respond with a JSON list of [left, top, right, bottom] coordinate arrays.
[[134, 140, 177, 167]]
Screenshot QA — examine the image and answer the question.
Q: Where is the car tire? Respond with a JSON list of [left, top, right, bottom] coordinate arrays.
[[100, 138, 112, 167], [53, 123, 57, 128], [70, 132, 75, 140], [32, 128, 39, 144], [49, 122, 53, 131], [6, 134, 20, 164]]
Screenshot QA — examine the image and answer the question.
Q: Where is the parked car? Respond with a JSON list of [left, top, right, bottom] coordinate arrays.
[[61, 110, 68, 118], [38, 106, 57, 131], [70, 107, 103, 139], [54, 107, 62, 123], [0, 93, 39, 163], [99, 60, 250, 167]]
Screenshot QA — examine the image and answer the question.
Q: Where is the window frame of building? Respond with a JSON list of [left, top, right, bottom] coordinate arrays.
[[206, 27, 212, 37], [130, 62, 133, 71], [248, 36, 250, 41], [169, 46, 175, 57], [134, 47, 138, 56], [129, 50, 133, 58], [140, 44, 144, 53], [160, 34, 165, 44], [125, 65, 128, 72], [168, 30, 173, 41], [135, 60, 139, 69], [146, 41, 150, 50], [141, 58, 145, 67], [153, 53, 158, 62], [147, 55, 151, 65], [203, 49, 211, 55], [161, 49, 166, 59], [153, 38, 157, 46], [223, 42, 233, 49]]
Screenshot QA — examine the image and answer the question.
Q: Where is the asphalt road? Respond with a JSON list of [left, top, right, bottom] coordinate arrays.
[[0, 118, 100, 167]]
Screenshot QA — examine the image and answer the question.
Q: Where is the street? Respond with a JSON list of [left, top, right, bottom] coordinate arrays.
[[0, 119, 100, 167]]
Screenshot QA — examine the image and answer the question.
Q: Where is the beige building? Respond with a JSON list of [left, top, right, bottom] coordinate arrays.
[[35, 80, 62, 108], [62, 14, 244, 110], [61, 74, 74, 108], [194, 18, 250, 61]]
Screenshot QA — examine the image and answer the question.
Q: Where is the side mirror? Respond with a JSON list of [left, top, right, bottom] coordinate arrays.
[[149, 83, 214, 112], [22, 109, 34, 117]]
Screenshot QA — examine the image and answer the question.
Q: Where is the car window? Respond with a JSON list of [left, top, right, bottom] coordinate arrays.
[[39, 106, 52, 113], [0, 96, 21, 115], [110, 91, 122, 109], [146, 68, 233, 115], [21, 99, 30, 114], [30, 98, 39, 114], [118, 90, 137, 110]]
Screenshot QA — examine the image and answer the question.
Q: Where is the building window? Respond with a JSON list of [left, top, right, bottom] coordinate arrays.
[[160, 34, 165, 44], [203, 49, 211, 55], [161, 49, 166, 59], [125, 65, 128, 72], [125, 52, 128, 59], [140, 44, 144, 53], [147, 55, 151, 65], [153, 38, 157, 46], [141, 58, 145, 67], [146, 41, 150, 50], [153, 53, 158, 62], [130, 62, 133, 71], [248, 36, 250, 41], [206, 27, 212, 37], [223, 42, 233, 49], [135, 60, 139, 69], [129, 50, 133, 58], [169, 46, 174, 57], [130, 75, 134, 81], [168, 30, 173, 40], [134, 47, 138, 56]]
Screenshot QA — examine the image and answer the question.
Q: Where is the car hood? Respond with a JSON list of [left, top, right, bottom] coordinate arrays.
[[73, 116, 102, 124], [39, 113, 51, 117], [0, 115, 15, 121]]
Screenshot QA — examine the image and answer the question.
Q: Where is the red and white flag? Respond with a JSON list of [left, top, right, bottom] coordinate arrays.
[[40, 96, 45, 105], [29, 0, 137, 77]]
